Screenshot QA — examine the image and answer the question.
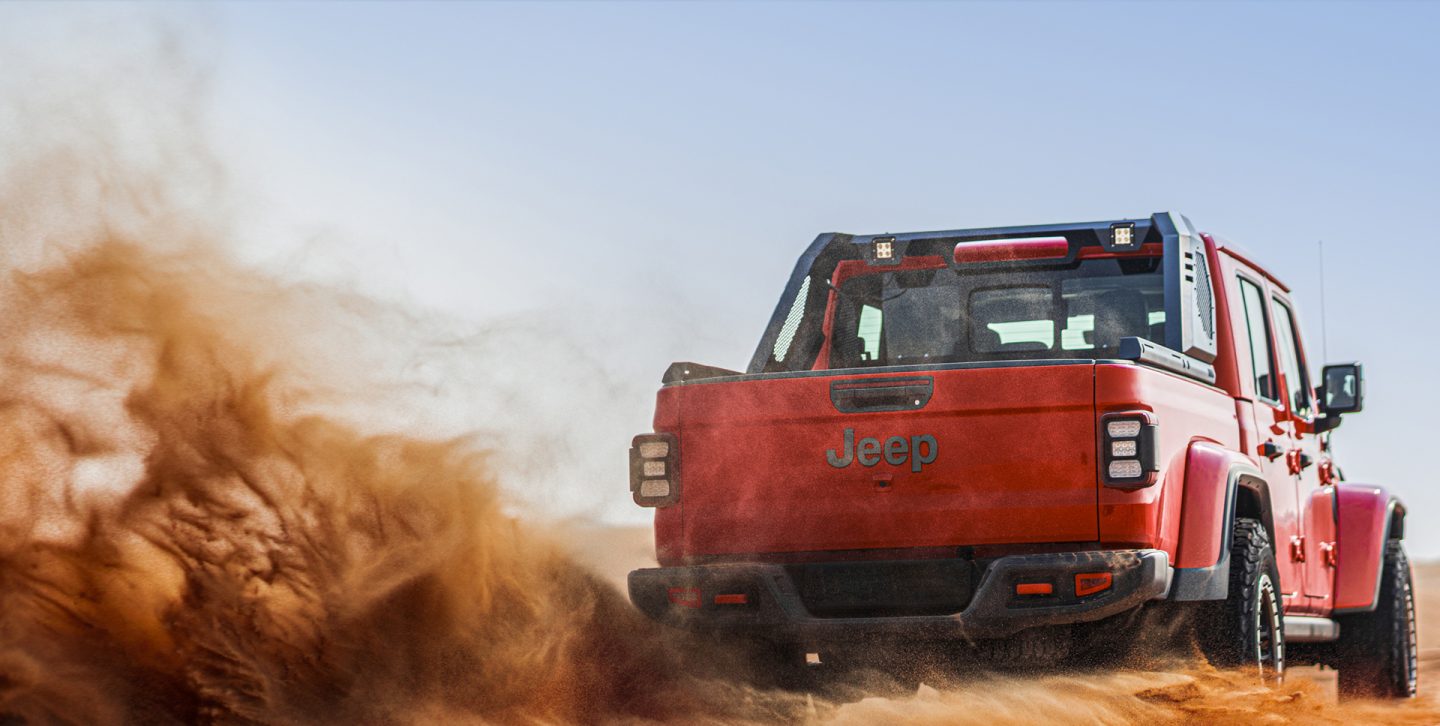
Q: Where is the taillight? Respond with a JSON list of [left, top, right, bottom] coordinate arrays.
[[953, 236, 1069, 264], [667, 586, 700, 608], [1075, 572, 1113, 596], [1101, 412, 1158, 488], [1015, 582, 1054, 596], [630, 432, 679, 507]]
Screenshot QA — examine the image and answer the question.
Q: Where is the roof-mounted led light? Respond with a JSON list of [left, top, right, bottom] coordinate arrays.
[[871, 236, 900, 266], [1105, 222, 1139, 252]]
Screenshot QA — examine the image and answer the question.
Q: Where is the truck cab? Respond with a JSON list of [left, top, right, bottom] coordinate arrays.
[[626, 212, 1414, 698]]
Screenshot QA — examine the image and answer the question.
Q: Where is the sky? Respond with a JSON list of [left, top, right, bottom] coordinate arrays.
[[5, 2, 1440, 552]]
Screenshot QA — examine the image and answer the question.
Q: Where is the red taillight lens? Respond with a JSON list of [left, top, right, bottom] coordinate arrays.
[[953, 236, 1069, 264], [713, 593, 749, 606], [1075, 572, 1113, 597], [1015, 582, 1054, 596], [667, 587, 701, 608], [631, 433, 680, 507]]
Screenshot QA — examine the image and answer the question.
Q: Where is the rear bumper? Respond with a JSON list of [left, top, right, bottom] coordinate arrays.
[[628, 549, 1170, 642]]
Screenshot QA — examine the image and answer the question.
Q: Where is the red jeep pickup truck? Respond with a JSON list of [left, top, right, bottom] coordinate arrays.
[[627, 212, 1415, 697]]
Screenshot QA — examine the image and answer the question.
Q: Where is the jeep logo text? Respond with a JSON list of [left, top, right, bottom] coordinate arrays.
[[825, 428, 937, 472]]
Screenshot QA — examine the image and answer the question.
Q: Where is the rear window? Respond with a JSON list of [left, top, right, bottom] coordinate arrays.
[[829, 257, 1163, 369]]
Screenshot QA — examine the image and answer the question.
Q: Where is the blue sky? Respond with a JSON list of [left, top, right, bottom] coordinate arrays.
[[6, 2, 1440, 551]]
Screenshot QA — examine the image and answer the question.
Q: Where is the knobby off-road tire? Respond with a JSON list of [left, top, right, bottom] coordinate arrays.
[[1198, 518, 1285, 681], [737, 642, 920, 702], [1335, 540, 1418, 699], [730, 638, 813, 691], [976, 626, 1072, 668]]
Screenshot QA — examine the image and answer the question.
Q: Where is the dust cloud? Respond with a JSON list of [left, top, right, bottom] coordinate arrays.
[[0, 196, 777, 723], [580, 527, 1440, 726]]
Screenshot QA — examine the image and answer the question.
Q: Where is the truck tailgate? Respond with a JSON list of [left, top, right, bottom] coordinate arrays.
[[663, 363, 1098, 559]]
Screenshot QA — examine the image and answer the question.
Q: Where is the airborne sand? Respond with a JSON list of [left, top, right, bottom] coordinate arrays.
[[571, 527, 1440, 726]]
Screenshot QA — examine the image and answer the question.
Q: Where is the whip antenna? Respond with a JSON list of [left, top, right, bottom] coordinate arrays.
[[1318, 240, 1328, 361]]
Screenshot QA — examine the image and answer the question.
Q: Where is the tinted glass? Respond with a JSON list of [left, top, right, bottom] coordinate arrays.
[[1238, 278, 1277, 401], [1323, 365, 1361, 412], [970, 286, 1054, 353], [828, 257, 1163, 368], [1271, 298, 1313, 417]]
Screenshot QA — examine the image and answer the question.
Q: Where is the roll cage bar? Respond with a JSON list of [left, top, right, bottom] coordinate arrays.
[[747, 211, 1217, 384]]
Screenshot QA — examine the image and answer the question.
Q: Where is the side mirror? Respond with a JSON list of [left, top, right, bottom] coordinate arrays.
[[1320, 362, 1364, 416]]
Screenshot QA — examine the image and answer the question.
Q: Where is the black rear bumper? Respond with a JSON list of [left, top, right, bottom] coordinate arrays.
[[628, 549, 1170, 641]]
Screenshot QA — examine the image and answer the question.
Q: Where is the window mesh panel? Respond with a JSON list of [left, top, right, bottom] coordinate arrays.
[[772, 276, 811, 363], [1194, 253, 1215, 340]]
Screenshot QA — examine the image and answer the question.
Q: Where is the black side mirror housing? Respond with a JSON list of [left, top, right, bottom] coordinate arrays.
[[1316, 363, 1364, 433]]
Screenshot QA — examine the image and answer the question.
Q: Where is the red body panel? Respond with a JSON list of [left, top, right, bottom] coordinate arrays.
[[642, 227, 1398, 623], [653, 365, 1098, 565], [1174, 442, 1258, 568], [1202, 237, 1244, 407], [1095, 365, 1240, 558], [1333, 484, 1402, 612]]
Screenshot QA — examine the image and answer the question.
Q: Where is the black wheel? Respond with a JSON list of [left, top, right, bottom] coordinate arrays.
[[823, 645, 926, 699], [722, 641, 920, 702], [726, 638, 812, 691], [1072, 603, 1189, 669], [976, 626, 1072, 669], [1335, 540, 1418, 699], [1197, 518, 1285, 681]]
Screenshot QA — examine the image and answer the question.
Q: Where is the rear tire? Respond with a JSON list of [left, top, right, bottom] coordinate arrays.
[[976, 626, 1072, 668], [732, 638, 812, 691], [1335, 540, 1418, 699], [1197, 518, 1285, 681]]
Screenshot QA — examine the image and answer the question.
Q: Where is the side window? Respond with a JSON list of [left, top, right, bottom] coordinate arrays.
[[1238, 278, 1278, 402], [1270, 299, 1314, 418]]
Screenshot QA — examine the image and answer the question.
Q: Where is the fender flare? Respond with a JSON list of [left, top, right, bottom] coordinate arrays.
[[1169, 441, 1269, 601], [1333, 484, 1407, 614]]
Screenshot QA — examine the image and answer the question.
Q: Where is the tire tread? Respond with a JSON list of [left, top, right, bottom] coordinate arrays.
[[1197, 518, 1283, 674], [1336, 540, 1418, 699]]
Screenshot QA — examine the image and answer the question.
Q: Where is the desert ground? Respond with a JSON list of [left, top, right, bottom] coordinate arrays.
[[566, 525, 1440, 725]]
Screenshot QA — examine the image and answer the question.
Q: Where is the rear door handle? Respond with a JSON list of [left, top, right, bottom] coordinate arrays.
[[830, 376, 933, 413]]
